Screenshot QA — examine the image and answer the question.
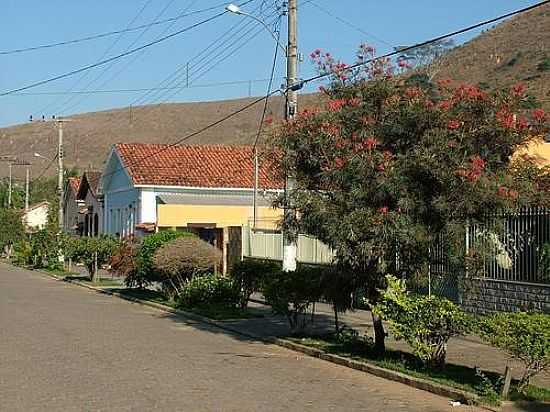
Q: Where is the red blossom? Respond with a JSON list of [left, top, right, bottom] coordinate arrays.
[[335, 139, 348, 149], [405, 87, 423, 99], [377, 163, 386, 172], [264, 115, 273, 125], [327, 99, 347, 112], [496, 109, 516, 129], [447, 120, 461, 130], [438, 100, 452, 111], [511, 83, 526, 98], [447, 140, 457, 148], [361, 116, 375, 126], [498, 186, 509, 198], [453, 84, 486, 102], [363, 136, 379, 150], [378, 206, 389, 215], [532, 108, 547, 123], [517, 116, 529, 131], [470, 155, 486, 172], [334, 157, 345, 169]]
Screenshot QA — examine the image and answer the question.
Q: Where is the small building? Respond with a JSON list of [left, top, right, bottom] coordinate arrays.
[[22, 201, 49, 232], [63, 176, 82, 235], [101, 143, 283, 272], [77, 171, 103, 237]]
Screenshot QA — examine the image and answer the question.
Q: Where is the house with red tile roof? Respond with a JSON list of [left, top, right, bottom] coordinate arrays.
[[63, 176, 82, 235], [77, 171, 103, 236], [101, 143, 283, 269]]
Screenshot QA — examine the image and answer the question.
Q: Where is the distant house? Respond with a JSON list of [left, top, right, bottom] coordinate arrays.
[[22, 201, 49, 232], [101, 143, 283, 272], [63, 176, 82, 235], [77, 171, 103, 237]]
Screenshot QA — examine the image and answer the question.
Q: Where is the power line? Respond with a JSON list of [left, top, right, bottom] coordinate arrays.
[[104, 0, 550, 178], [36, 0, 155, 116], [308, 0, 392, 47], [0, 2, 232, 56], [254, 17, 282, 148], [57, 0, 187, 116], [7, 78, 284, 96], [299, 0, 550, 88], [0, 0, 256, 97], [131, 0, 275, 107]]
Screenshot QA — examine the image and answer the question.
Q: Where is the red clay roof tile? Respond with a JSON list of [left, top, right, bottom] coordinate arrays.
[[114, 143, 283, 190]]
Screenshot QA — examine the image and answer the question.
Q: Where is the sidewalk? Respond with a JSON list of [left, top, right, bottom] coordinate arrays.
[[215, 294, 550, 389]]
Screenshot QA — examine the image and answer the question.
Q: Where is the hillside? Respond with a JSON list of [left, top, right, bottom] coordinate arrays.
[[1, 2, 549, 179], [437, 2, 550, 105], [0, 94, 321, 179]]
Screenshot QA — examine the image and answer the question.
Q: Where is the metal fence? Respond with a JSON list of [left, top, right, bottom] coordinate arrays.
[[470, 207, 550, 284], [242, 226, 334, 265]]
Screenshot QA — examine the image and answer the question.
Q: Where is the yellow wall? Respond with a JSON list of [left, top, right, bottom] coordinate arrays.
[[515, 138, 550, 166], [157, 204, 282, 229]]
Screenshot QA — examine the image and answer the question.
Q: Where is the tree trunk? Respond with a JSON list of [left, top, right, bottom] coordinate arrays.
[[90, 252, 99, 283], [334, 306, 340, 334], [371, 312, 386, 354]]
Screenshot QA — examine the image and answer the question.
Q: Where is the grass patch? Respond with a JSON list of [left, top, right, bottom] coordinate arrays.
[[115, 289, 264, 320], [288, 335, 550, 405], [64, 275, 123, 287], [180, 305, 265, 320], [45, 268, 79, 278]]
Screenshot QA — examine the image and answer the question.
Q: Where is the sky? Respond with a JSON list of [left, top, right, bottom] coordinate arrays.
[[0, 0, 541, 127]]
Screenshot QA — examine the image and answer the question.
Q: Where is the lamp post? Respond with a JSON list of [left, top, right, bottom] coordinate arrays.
[[226, 2, 299, 271]]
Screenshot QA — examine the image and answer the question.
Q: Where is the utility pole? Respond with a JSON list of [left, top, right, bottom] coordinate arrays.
[[56, 119, 65, 233], [25, 165, 30, 211], [8, 162, 12, 208], [282, 0, 298, 272]]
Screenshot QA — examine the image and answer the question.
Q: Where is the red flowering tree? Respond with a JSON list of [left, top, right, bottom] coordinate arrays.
[[268, 45, 549, 351]]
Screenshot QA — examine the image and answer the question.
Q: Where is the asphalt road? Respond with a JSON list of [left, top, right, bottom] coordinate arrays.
[[0, 263, 479, 412]]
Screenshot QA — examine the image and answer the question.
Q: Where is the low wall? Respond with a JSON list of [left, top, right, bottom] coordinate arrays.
[[462, 278, 550, 314]]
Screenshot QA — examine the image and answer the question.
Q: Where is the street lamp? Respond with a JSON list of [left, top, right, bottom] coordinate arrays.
[[225, 4, 287, 55], [34, 152, 52, 161]]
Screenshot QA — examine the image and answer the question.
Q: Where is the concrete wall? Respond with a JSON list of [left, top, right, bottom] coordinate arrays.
[[462, 278, 550, 314]]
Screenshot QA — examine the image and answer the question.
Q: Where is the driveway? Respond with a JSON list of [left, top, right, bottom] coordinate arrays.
[[0, 263, 482, 411]]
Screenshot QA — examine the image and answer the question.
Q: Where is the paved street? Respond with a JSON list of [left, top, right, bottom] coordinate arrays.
[[0, 264, 481, 412]]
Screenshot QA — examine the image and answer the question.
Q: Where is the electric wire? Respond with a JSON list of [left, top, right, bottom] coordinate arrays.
[[0, 0, 257, 97], [0, 2, 232, 56]]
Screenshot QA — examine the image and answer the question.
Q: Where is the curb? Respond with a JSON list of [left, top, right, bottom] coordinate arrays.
[[32, 267, 496, 410]]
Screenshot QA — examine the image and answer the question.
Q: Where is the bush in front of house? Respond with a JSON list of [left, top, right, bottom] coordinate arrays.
[[230, 258, 280, 309], [109, 239, 142, 286], [67, 235, 120, 282], [373, 275, 472, 369], [152, 236, 222, 299], [125, 230, 193, 288], [262, 266, 324, 335], [477, 312, 550, 393], [177, 274, 240, 310]]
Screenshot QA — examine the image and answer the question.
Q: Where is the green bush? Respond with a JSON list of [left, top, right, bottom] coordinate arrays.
[[538, 243, 550, 281], [24, 229, 63, 270], [374, 275, 471, 369], [11, 240, 33, 267], [152, 236, 221, 299], [0, 208, 26, 255], [262, 266, 324, 335], [129, 230, 193, 287], [177, 274, 240, 309], [67, 235, 120, 281], [230, 258, 280, 308], [478, 312, 550, 393]]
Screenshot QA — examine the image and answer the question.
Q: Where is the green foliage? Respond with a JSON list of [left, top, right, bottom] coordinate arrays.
[[11, 240, 33, 267], [230, 258, 280, 308], [269, 49, 548, 348], [478, 312, 550, 392], [537, 57, 550, 72], [262, 266, 324, 334], [24, 229, 63, 270], [538, 243, 550, 281], [152, 236, 220, 299], [130, 230, 192, 287], [177, 274, 240, 310], [0, 208, 26, 252], [66, 235, 120, 281], [374, 275, 471, 368]]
